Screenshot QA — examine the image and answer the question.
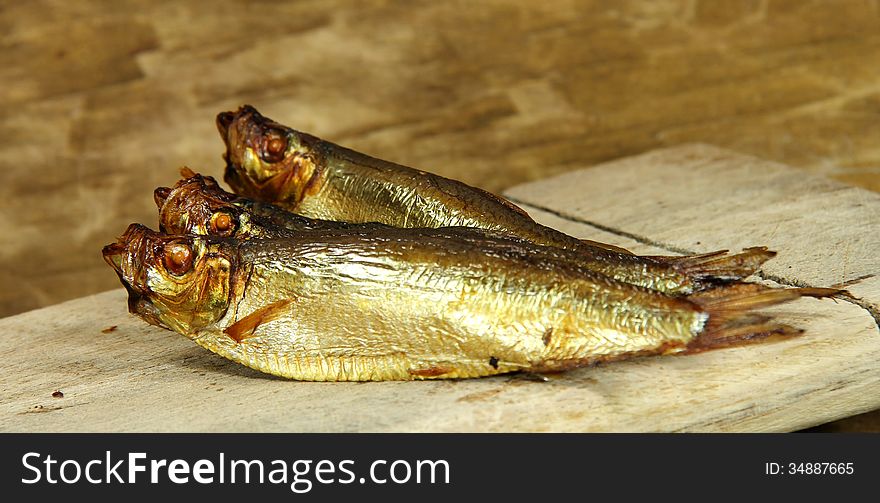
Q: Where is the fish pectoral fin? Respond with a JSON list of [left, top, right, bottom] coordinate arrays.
[[224, 299, 295, 343]]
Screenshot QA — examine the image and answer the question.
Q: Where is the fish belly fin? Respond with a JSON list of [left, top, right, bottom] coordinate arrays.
[[685, 283, 841, 352], [651, 246, 778, 284], [224, 299, 295, 343]]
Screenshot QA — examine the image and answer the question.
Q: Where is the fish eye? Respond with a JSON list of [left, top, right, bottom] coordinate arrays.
[[261, 128, 288, 163], [163, 242, 194, 276], [209, 211, 236, 236]]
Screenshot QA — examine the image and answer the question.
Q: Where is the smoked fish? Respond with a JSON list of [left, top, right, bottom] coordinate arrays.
[[217, 105, 774, 294], [155, 169, 383, 239], [156, 172, 772, 296], [102, 223, 832, 381]]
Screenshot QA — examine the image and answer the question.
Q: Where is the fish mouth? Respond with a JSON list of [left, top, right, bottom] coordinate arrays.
[[219, 105, 269, 190], [217, 105, 279, 154], [101, 224, 177, 328], [216, 104, 260, 142], [154, 186, 172, 208], [216, 110, 235, 138], [218, 106, 255, 177], [102, 223, 159, 295], [102, 224, 146, 275], [101, 241, 126, 274]]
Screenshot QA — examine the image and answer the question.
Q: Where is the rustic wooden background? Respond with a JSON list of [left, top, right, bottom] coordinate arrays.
[[1, 0, 878, 430]]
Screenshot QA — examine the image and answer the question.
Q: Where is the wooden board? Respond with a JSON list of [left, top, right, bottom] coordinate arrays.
[[1, 144, 878, 432]]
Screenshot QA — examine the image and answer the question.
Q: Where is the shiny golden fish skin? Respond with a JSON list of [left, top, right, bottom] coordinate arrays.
[[154, 172, 769, 297], [216, 105, 775, 294], [102, 224, 828, 381], [155, 170, 388, 239], [154, 172, 751, 313]]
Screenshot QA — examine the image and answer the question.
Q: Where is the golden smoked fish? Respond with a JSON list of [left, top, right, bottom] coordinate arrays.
[[156, 172, 771, 295], [217, 105, 774, 294], [102, 223, 833, 381], [155, 169, 384, 238], [156, 172, 707, 289]]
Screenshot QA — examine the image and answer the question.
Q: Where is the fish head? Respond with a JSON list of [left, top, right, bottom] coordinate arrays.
[[155, 172, 259, 239], [217, 105, 322, 207], [102, 224, 235, 335]]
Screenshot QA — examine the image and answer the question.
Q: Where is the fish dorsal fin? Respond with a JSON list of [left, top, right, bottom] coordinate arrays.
[[224, 299, 294, 343]]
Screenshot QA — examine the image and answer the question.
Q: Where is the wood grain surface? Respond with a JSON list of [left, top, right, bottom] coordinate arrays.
[[2, 0, 878, 429], [2, 145, 877, 432]]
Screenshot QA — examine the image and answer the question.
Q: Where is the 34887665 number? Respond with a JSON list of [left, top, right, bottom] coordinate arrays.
[[787, 462, 853, 475]]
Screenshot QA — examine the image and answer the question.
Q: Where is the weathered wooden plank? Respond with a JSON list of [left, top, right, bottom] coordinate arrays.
[[1, 145, 878, 432]]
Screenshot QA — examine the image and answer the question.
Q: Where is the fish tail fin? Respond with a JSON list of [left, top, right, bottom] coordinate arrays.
[[651, 246, 777, 284], [685, 283, 840, 352]]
